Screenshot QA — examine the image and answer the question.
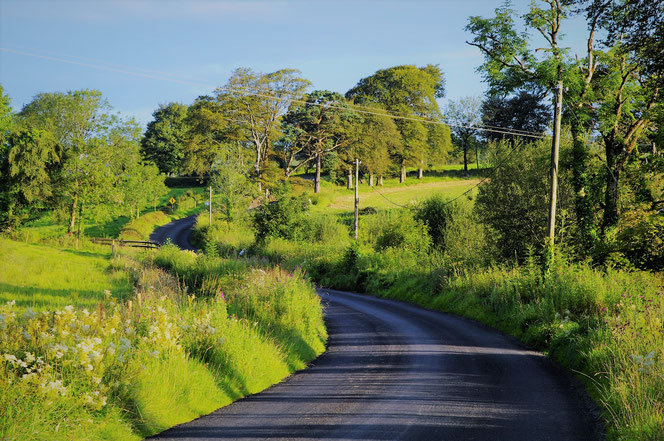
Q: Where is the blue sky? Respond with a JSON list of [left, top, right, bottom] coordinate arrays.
[[0, 0, 590, 128]]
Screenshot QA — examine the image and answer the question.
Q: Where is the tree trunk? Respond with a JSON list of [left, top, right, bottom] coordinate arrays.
[[77, 203, 83, 238], [347, 172, 353, 189], [571, 122, 597, 251], [463, 145, 469, 176], [314, 154, 321, 194], [378, 175, 383, 186], [67, 190, 78, 236], [255, 149, 262, 193], [400, 164, 406, 183], [603, 141, 621, 230], [418, 165, 423, 179], [369, 172, 374, 187], [475, 145, 480, 170]]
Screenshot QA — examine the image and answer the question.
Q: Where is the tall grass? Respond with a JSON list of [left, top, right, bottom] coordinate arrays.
[[0, 240, 327, 440]]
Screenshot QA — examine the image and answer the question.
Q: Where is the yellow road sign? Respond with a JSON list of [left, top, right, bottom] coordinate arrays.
[[169, 197, 176, 205]]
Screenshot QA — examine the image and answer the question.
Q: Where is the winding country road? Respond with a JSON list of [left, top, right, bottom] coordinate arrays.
[[150, 217, 604, 441]]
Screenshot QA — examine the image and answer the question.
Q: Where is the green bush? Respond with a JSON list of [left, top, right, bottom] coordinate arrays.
[[609, 206, 664, 271], [360, 210, 431, 253], [475, 139, 576, 261], [414, 194, 488, 268], [302, 214, 350, 244], [252, 195, 311, 243]]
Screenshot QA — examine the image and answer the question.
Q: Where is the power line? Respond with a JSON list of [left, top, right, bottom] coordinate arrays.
[[366, 141, 522, 209], [439, 141, 524, 206], [370, 185, 409, 208], [2, 46, 546, 140]]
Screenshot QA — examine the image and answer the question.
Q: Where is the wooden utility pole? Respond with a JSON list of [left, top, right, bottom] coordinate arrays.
[[209, 186, 212, 226], [354, 158, 359, 240], [547, 79, 563, 256]]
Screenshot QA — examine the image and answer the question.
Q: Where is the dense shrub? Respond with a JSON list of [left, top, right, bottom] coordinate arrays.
[[360, 210, 431, 253], [252, 195, 310, 243], [414, 194, 488, 268], [475, 139, 576, 261], [301, 214, 350, 244], [608, 206, 664, 271]]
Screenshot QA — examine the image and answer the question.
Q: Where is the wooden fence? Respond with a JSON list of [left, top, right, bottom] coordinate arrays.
[[91, 238, 160, 249]]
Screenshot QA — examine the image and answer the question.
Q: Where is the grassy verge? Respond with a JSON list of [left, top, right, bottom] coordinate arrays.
[[118, 211, 175, 241], [0, 240, 327, 440]]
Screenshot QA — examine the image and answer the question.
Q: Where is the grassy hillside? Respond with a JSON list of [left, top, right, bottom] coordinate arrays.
[[0, 238, 133, 311]]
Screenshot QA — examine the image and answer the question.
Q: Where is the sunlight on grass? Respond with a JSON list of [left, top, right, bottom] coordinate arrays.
[[323, 179, 480, 211], [0, 238, 133, 311]]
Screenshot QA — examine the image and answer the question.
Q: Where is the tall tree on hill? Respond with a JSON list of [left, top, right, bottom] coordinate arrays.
[[141, 102, 189, 175], [446, 96, 482, 175], [18, 90, 108, 234], [17, 90, 163, 233], [345, 104, 402, 186], [280, 90, 357, 193], [346, 65, 449, 182], [215, 68, 310, 194], [181, 96, 249, 177]]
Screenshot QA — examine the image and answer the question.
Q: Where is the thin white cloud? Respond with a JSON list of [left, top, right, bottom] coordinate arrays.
[[2, 0, 282, 23]]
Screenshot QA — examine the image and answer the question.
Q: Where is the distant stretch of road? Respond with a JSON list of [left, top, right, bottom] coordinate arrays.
[[150, 215, 198, 251], [150, 217, 604, 441]]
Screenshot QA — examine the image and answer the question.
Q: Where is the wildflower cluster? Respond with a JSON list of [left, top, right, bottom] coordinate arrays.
[[0, 289, 191, 419]]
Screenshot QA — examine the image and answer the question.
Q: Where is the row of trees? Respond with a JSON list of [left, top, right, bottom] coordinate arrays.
[[466, 0, 663, 263], [141, 65, 453, 194], [0, 87, 166, 232]]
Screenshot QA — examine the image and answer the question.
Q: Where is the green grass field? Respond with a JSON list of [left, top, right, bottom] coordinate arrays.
[[0, 238, 133, 311], [324, 179, 480, 211]]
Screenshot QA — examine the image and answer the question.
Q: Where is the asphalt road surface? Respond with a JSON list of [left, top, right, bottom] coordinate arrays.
[[150, 217, 604, 441], [150, 214, 198, 251]]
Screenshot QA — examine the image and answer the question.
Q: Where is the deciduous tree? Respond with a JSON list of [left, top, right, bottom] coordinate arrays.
[[346, 65, 448, 182], [141, 102, 189, 175]]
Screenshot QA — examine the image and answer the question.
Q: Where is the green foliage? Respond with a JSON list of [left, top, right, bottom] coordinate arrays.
[[481, 90, 550, 143], [603, 207, 664, 271], [346, 65, 451, 181], [0, 85, 13, 144], [141, 102, 189, 175], [474, 139, 575, 261], [252, 195, 311, 243], [414, 194, 487, 268], [210, 159, 253, 222], [192, 215, 254, 257], [360, 210, 430, 253], [5, 89, 167, 233], [280, 90, 358, 191], [215, 67, 310, 189], [446, 96, 482, 173], [0, 127, 59, 229]]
